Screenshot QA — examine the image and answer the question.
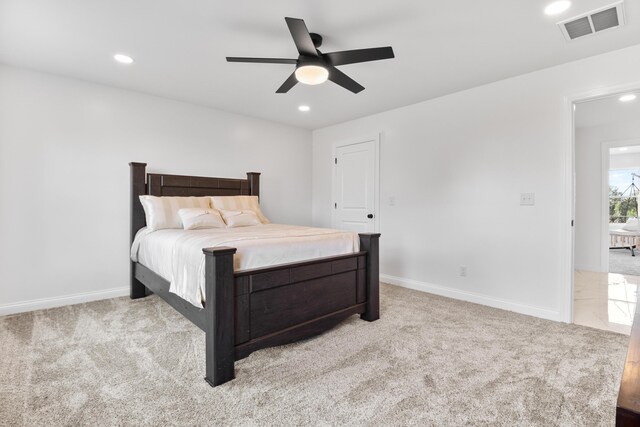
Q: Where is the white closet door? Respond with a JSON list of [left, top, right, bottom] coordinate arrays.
[[333, 139, 377, 233]]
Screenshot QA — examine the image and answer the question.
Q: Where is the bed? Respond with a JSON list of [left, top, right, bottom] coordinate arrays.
[[610, 223, 640, 256], [129, 162, 380, 387]]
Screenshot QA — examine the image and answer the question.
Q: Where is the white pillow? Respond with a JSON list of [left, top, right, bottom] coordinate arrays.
[[623, 218, 640, 231], [210, 196, 270, 224], [139, 196, 211, 231], [219, 209, 261, 227], [178, 208, 226, 230]]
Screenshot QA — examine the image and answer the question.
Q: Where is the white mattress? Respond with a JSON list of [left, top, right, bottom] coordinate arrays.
[[130, 224, 360, 308]]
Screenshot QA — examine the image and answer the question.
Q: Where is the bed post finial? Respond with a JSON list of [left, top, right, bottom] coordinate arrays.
[[359, 233, 381, 322], [247, 172, 260, 198], [130, 162, 147, 299]]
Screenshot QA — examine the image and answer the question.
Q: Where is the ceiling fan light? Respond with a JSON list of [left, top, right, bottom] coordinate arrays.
[[295, 65, 328, 85]]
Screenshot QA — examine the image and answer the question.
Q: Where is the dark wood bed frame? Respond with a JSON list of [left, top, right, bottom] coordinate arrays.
[[129, 162, 380, 387], [617, 300, 640, 425]]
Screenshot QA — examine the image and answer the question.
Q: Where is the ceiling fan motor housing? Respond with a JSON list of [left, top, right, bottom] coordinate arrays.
[[309, 32, 323, 48], [296, 55, 326, 69]]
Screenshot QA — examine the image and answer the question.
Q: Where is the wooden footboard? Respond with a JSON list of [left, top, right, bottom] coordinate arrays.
[[129, 162, 380, 387], [202, 234, 379, 387]]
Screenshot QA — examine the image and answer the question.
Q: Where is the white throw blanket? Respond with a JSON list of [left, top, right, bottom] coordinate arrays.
[[131, 224, 360, 308]]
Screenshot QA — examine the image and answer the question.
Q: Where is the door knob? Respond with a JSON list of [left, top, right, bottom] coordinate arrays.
[[367, 214, 374, 219]]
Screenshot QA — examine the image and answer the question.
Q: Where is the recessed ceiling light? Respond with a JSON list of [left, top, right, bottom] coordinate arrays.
[[619, 94, 637, 103], [114, 54, 134, 64], [298, 105, 310, 112], [544, 1, 571, 15]]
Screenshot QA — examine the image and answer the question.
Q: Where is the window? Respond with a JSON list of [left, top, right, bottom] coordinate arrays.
[[609, 168, 640, 223]]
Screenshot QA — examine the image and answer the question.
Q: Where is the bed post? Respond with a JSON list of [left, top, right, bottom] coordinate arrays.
[[247, 172, 260, 197], [359, 233, 381, 321], [203, 246, 237, 387], [130, 162, 147, 300]]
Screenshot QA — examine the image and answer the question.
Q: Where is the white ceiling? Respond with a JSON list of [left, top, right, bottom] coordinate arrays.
[[576, 92, 640, 128], [1, 0, 639, 130]]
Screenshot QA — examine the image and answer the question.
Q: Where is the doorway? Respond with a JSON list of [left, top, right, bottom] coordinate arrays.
[[573, 91, 640, 335], [331, 134, 380, 233]]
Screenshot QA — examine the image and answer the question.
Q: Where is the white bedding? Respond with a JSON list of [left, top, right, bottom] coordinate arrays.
[[130, 224, 360, 308]]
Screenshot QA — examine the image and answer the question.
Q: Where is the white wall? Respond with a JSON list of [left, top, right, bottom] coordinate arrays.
[[574, 122, 640, 272], [312, 44, 640, 321], [0, 65, 311, 314]]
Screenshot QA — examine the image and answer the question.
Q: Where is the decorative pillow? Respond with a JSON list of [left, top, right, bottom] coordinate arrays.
[[623, 218, 640, 231], [178, 208, 226, 230], [219, 209, 261, 227], [210, 196, 270, 224], [139, 196, 211, 231]]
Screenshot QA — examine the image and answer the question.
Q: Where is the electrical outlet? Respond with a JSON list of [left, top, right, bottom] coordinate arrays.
[[520, 193, 535, 206], [388, 196, 396, 206], [459, 265, 467, 277]]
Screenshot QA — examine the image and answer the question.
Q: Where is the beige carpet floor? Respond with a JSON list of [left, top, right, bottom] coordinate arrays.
[[0, 284, 629, 426]]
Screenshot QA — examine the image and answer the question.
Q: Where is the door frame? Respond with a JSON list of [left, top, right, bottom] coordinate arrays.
[[563, 81, 640, 323], [331, 133, 381, 233]]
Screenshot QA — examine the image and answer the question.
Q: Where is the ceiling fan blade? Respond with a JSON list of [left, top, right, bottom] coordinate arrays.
[[226, 57, 297, 64], [285, 17, 318, 57], [324, 47, 395, 66], [276, 72, 298, 93], [327, 66, 364, 94]]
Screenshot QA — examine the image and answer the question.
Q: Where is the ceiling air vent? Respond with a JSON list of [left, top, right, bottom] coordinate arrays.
[[557, 1, 625, 41]]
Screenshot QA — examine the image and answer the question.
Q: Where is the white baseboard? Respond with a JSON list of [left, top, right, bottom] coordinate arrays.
[[380, 274, 561, 322], [0, 287, 129, 316]]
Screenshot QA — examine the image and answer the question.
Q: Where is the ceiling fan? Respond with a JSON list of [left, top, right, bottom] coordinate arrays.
[[226, 17, 395, 94]]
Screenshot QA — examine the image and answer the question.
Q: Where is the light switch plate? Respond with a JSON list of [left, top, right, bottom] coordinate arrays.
[[520, 193, 535, 206]]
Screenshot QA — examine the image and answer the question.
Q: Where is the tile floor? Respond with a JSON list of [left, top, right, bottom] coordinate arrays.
[[573, 270, 638, 335]]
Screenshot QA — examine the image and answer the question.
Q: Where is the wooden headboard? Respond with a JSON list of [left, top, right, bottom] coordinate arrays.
[[129, 162, 260, 244]]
